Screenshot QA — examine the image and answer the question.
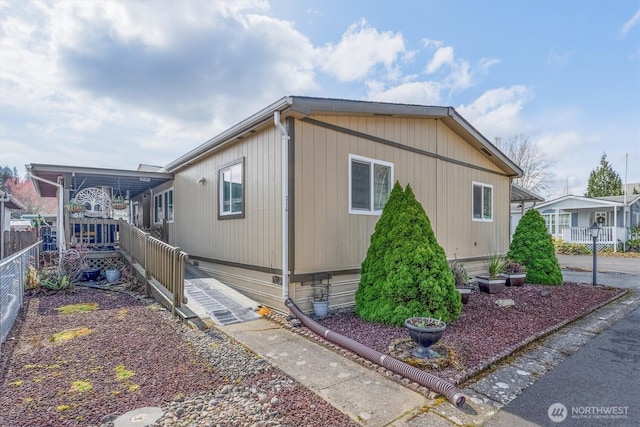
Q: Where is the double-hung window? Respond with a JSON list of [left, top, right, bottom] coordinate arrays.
[[153, 188, 174, 224], [472, 182, 493, 221], [349, 154, 393, 215], [219, 158, 244, 219]]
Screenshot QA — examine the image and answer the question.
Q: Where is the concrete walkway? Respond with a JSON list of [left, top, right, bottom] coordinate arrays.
[[220, 318, 428, 426]]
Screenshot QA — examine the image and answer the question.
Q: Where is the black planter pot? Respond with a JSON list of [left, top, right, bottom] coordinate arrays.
[[476, 276, 507, 294], [505, 273, 526, 287], [404, 317, 446, 358], [82, 268, 101, 281]]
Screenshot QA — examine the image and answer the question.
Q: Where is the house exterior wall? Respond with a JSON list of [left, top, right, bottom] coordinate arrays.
[[172, 126, 282, 269], [293, 115, 510, 275], [170, 113, 512, 311]]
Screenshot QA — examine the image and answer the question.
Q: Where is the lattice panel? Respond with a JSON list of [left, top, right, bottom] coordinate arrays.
[[86, 254, 123, 271]]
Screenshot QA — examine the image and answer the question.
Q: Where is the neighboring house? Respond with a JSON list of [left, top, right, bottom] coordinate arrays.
[[533, 193, 640, 251], [1, 189, 27, 258], [160, 96, 523, 311]]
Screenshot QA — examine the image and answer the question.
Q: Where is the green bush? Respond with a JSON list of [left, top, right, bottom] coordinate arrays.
[[626, 239, 640, 252], [508, 210, 563, 285], [355, 183, 462, 326], [554, 238, 591, 255]]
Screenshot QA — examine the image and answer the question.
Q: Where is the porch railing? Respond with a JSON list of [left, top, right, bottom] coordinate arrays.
[[1, 242, 40, 350], [119, 221, 187, 312], [68, 218, 120, 249], [561, 226, 627, 244]]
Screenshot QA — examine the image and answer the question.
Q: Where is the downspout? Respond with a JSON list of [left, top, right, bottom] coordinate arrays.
[[285, 298, 466, 407], [29, 173, 66, 255], [274, 111, 290, 301]]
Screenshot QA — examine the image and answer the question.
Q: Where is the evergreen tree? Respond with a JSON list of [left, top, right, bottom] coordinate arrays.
[[355, 183, 461, 326], [508, 210, 563, 285], [585, 154, 623, 197]]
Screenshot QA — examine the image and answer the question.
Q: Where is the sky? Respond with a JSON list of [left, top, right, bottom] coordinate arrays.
[[0, 0, 638, 199]]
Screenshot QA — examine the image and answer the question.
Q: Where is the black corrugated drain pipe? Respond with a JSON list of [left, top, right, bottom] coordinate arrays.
[[285, 298, 465, 407]]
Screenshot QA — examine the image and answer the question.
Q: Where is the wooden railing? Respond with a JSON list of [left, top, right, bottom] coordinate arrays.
[[68, 218, 120, 249], [119, 221, 187, 312]]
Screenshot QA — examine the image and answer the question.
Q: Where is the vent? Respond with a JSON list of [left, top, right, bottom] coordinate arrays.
[[481, 148, 493, 156]]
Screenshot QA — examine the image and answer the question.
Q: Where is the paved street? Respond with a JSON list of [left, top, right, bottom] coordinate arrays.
[[485, 255, 640, 427], [487, 307, 640, 427]]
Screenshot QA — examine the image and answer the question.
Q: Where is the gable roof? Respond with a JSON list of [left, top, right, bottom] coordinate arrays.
[[164, 96, 523, 177], [535, 194, 627, 210], [596, 194, 640, 205]]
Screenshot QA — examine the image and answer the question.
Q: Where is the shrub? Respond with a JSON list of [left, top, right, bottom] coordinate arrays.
[[355, 183, 461, 326], [508, 210, 563, 285], [555, 239, 591, 255], [626, 239, 640, 252]]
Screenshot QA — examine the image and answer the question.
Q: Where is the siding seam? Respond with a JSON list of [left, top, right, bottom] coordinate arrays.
[[301, 117, 508, 177]]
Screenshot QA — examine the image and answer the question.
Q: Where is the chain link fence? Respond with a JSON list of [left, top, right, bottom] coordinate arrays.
[[1, 242, 40, 350]]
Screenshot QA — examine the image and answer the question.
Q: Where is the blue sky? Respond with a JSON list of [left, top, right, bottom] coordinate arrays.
[[0, 0, 638, 199]]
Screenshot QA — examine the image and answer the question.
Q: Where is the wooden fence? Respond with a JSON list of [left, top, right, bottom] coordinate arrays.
[[2, 230, 38, 258]]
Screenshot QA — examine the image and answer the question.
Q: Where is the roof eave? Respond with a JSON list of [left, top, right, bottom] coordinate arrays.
[[164, 96, 524, 178], [165, 97, 293, 173]]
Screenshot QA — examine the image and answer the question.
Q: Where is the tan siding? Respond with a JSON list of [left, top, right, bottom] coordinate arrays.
[[294, 115, 511, 275], [173, 128, 282, 269]]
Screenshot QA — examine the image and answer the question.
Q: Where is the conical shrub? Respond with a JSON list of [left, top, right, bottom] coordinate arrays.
[[508, 209, 563, 285], [355, 183, 462, 325]]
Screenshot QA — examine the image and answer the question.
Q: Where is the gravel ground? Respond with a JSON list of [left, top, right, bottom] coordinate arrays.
[[0, 286, 357, 427], [0, 282, 624, 426], [315, 283, 626, 384]]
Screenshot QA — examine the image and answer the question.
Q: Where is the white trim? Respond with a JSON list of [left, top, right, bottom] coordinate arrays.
[[153, 188, 174, 224], [348, 154, 394, 215], [472, 181, 493, 222], [219, 160, 244, 217]]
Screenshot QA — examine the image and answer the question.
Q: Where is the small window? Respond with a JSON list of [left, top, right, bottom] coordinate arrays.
[[153, 188, 174, 224], [349, 154, 393, 214], [219, 158, 245, 219], [472, 182, 493, 221], [165, 189, 174, 221], [154, 193, 163, 223]]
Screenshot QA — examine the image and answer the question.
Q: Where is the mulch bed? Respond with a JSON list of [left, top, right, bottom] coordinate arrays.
[[314, 283, 627, 384]]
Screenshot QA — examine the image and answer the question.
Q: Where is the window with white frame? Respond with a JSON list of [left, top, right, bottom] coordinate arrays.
[[472, 182, 493, 221], [153, 188, 174, 224], [219, 158, 244, 218], [542, 212, 571, 234], [349, 154, 393, 214]]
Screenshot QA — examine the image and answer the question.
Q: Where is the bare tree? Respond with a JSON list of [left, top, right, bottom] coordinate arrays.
[[494, 135, 554, 194]]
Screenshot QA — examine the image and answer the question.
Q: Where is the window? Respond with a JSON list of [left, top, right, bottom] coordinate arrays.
[[219, 158, 244, 218], [153, 188, 174, 224], [472, 182, 493, 221], [543, 212, 571, 234], [349, 154, 393, 214]]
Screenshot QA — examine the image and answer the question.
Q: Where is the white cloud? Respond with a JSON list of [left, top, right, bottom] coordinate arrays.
[[367, 81, 442, 105], [426, 46, 454, 73], [317, 19, 406, 81], [619, 9, 640, 38], [457, 86, 533, 139]]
